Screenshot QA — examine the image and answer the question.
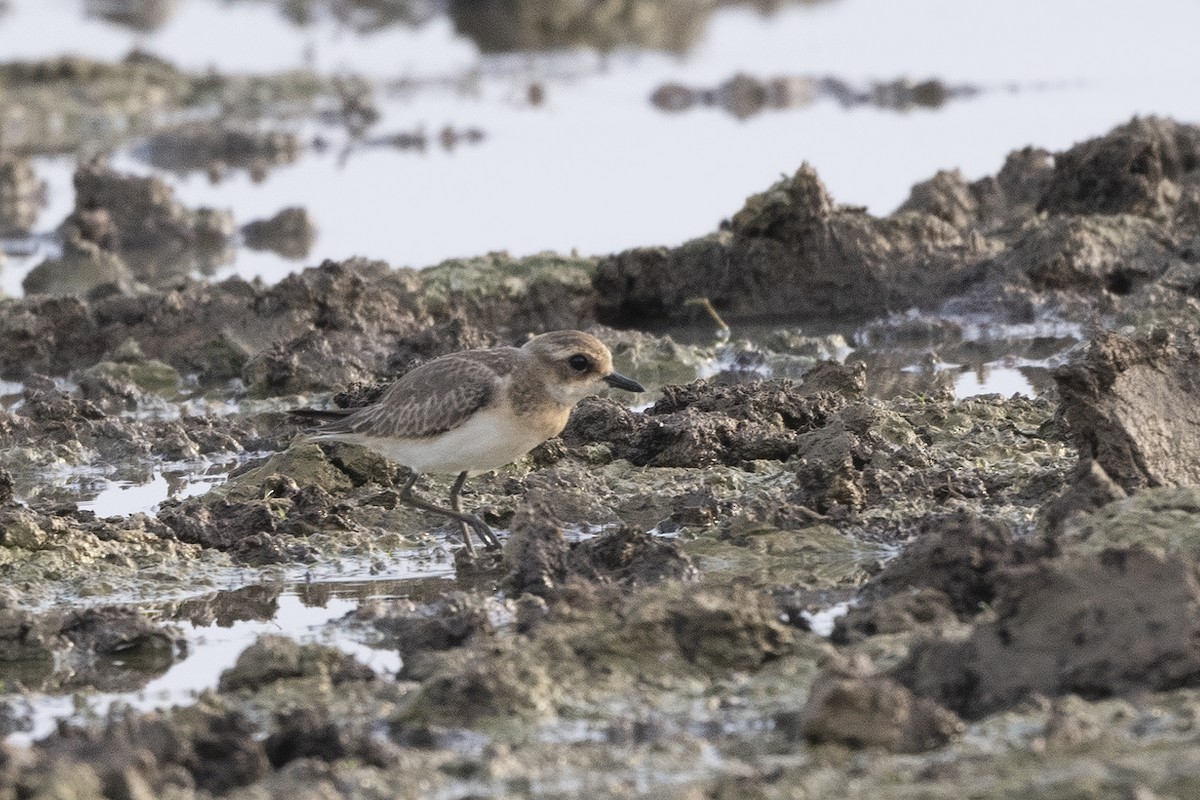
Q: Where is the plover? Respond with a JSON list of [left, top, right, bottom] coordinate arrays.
[[292, 330, 645, 555]]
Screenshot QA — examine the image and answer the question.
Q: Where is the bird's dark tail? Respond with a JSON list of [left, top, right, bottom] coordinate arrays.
[[288, 407, 354, 424]]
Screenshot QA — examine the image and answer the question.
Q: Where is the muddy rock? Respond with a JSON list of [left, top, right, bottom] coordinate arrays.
[[1055, 330, 1200, 491], [61, 606, 182, 662], [0, 596, 63, 664], [0, 154, 46, 236], [241, 206, 317, 259], [0, 54, 195, 155], [595, 163, 987, 325], [450, 0, 712, 54], [33, 710, 240, 798], [1040, 457, 1129, 532], [784, 664, 963, 752], [898, 548, 1200, 719], [0, 256, 598, 386], [969, 145, 1056, 228], [87, 0, 179, 32], [404, 639, 559, 726], [21, 239, 135, 297], [218, 634, 376, 693], [1039, 116, 1200, 219], [158, 495, 319, 564]]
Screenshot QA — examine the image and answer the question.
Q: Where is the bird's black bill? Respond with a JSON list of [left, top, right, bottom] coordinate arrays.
[[603, 372, 646, 393]]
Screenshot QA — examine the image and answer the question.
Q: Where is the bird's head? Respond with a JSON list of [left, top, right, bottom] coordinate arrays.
[[523, 330, 645, 405]]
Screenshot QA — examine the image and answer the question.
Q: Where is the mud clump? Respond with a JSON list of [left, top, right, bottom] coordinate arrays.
[[241, 206, 317, 259], [450, 0, 711, 53], [1055, 331, 1200, 491], [503, 503, 695, 598], [784, 663, 963, 752], [0, 602, 184, 692], [34, 709, 269, 797], [1039, 116, 1200, 219], [562, 377, 848, 467], [865, 511, 1042, 619], [898, 548, 1200, 719], [831, 587, 958, 644], [218, 634, 376, 693], [157, 495, 318, 564], [667, 585, 794, 671], [652, 73, 977, 120], [357, 591, 493, 678], [265, 708, 395, 769]]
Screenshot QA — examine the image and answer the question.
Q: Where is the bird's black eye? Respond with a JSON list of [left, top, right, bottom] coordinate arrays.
[[568, 354, 590, 371]]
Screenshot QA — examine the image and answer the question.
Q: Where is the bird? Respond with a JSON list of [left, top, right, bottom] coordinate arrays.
[[291, 330, 645, 555]]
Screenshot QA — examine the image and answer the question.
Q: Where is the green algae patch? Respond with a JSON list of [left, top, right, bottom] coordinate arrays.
[[683, 522, 881, 590], [1058, 486, 1200, 560], [215, 443, 354, 503]]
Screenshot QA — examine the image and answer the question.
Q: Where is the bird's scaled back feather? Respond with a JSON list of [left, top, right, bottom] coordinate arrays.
[[317, 355, 507, 439]]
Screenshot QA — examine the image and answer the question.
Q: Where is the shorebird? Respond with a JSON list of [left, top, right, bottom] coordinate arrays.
[[292, 330, 645, 555]]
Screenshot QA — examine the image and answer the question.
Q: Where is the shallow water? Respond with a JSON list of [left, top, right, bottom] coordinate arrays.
[[4, 554, 457, 745]]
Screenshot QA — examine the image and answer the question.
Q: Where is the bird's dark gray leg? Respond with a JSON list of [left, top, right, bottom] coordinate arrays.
[[449, 470, 501, 550], [398, 471, 496, 554]]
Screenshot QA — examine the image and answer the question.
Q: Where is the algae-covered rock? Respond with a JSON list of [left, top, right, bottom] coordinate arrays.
[[1058, 486, 1200, 560], [216, 443, 354, 502], [420, 252, 597, 334]]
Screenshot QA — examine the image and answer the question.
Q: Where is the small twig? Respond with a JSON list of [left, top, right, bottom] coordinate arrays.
[[685, 297, 731, 342]]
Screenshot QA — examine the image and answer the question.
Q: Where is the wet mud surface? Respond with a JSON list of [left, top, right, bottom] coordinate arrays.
[[4, 16, 1200, 796]]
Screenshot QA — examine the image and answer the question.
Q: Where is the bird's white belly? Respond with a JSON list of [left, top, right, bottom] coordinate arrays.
[[340, 407, 558, 474]]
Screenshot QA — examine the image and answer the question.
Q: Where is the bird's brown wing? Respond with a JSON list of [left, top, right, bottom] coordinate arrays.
[[317, 355, 505, 439]]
